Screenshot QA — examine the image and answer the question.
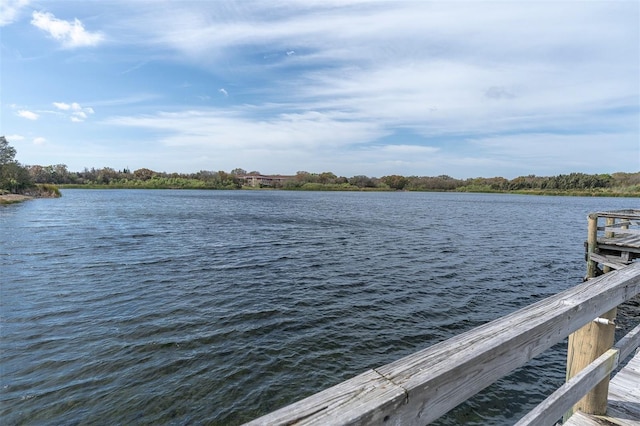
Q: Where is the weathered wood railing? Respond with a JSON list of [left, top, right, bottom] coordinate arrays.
[[562, 209, 640, 421], [585, 209, 640, 276], [519, 323, 640, 425], [246, 262, 640, 425]]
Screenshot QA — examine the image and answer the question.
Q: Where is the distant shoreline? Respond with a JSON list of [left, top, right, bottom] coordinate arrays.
[[57, 185, 640, 198], [0, 194, 33, 204], [0, 185, 61, 204]]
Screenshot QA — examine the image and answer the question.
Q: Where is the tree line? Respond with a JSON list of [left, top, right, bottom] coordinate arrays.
[[0, 136, 61, 197], [20, 164, 640, 194], [1, 137, 639, 195]]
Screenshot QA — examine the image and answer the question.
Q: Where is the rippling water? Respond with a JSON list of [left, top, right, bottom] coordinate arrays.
[[1, 190, 636, 425]]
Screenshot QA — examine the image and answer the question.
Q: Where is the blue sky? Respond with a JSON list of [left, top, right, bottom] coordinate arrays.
[[1, 0, 638, 178]]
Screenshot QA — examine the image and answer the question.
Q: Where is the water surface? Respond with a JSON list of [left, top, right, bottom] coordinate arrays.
[[1, 190, 636, 424]]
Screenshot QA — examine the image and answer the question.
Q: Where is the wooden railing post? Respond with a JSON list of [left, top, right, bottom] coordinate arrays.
[[586, 213, 599, 279], [564, 307, 617, 420], [603, 217, 615, 273], [621, 219, 630, 232], [564, 213, 616, 421]]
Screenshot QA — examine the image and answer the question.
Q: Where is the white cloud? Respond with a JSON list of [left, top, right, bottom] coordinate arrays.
[[31, 11, 104, 48], [0, 0, 30, 26], [9, 1, 636, 177], [468, 133, 640, 174], [53, 102, 71, 110], [6, 134, 25, 141], [17, 110, 39, 120], [33, 137, 46, 145], [53, 101, 95, 121], [378, 145, 440, 155], [107, 108, 382, 151], [126, 2, 634, 69], [103, 108, 385, 175], [116, 1, 636, 151]]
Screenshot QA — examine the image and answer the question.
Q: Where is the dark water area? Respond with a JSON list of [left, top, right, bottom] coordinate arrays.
[[1, 190, 637, 425]]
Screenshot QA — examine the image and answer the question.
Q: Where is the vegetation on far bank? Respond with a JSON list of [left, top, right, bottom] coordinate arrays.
[[45, 166, 640, 197], [0, 136, 61, 202], [2, 136, 639, 197]]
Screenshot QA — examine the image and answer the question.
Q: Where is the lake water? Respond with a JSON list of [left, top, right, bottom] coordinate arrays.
[[1, 190, 637, 425]]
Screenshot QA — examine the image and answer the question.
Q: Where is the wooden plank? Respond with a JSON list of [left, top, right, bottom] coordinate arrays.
[[589, 253, 629, 270], [243, 369, 408, 425], [515, 326, 640, 425], [616, 325, 640, 362], [603, 227, 640, 236], [514, 348, 618, 426], [553, 351, 640, 426], [607, 349, 640, 424], [600, 235, 640, 244], [246, 263, 640, 425], [592, 210, 640, 220], [599, 235, 640, 250], [604, 221, 633, 228], [597, 244, 640, 255], [562, 411, 610, 425], [374, 264, 640, 425]]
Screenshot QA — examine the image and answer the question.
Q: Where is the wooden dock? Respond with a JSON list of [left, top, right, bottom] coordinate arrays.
[[561, 209, 640, 426], [586, 209, 640, 274], [563, 349, 640, 425], [245, 210, 640, 425]]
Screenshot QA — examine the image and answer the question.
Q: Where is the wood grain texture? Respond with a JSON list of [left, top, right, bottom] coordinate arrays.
[[517, 326, 640, 425], [566, 307, 617, 416], [243, 369, 408, 426], [563, 350, 640, 426], [589, 253, 629, 270], [515, 348, 618, 426]]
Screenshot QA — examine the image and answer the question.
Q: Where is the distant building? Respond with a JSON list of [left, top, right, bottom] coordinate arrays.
[[240, 174, 294, 187]]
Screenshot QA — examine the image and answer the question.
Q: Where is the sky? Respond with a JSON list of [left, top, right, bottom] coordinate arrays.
[[1, 0, 639, 179]]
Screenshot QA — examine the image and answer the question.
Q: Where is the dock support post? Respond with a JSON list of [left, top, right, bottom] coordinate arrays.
[[564, 213, 616, 421], [603, 217, 615, 273], [586, 214, 599, 279], [564, 307, 617, 421]]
